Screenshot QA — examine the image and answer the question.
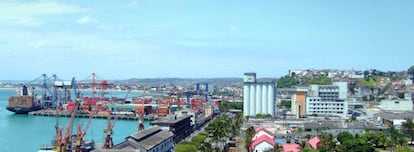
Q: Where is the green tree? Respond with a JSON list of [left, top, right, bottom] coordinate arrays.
[[319, 134, 336, 152], [340, 139, 375, 152], [265, 114, 273, 118], [361, 131, 388, 148], [281, 100, 291, 109], [245, 126, 255, 151], [199, 142, 212, 152], [301, 147, 319, 152], [401, 118, 414, 144], [395, 146, 412, 152], [408, 65, 414, 77], [175, 141, 197, 152], [336, 131, 353, 144], [277, 75, 298, 88], [389, 125, 407, 151], [191, 133, 207, 149], [205, 114, 233, 151], [310, 75, 332, 85]]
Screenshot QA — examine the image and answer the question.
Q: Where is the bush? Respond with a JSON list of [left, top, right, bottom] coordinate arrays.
[[175, 141, 197, 152]]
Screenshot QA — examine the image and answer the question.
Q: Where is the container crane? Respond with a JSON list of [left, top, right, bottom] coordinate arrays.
[[77, 73, 113, 111]]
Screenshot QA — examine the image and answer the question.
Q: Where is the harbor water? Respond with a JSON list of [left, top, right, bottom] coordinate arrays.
[[0, 89, 151, 152]]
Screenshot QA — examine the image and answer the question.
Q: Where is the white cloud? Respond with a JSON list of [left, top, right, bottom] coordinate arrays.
[[125, 0, 141, 8], [229, 26, 239, 31], [2, 17, 44, 26], [0, 1, 89, 26], [15, 2, 88, 14], [76, 16, 96, 24], [28, 40, 48, 48]]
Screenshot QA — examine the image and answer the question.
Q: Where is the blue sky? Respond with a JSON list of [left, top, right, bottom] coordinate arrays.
[[0, 0, 413, 80]]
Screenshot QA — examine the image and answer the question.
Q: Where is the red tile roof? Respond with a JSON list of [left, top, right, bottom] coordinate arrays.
[[250, 135, 275, 150], [283, 144, 301, 152], [308, 136, 320, 149], [255, 127, 275, 136]]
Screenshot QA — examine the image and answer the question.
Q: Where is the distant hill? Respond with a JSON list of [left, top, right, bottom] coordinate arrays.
[[114, 78, 243, 85]]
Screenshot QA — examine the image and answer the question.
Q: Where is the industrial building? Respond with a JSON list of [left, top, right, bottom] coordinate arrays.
[[243, 73, 277, 117], [110, 126, 174, 152], [305, 82, 348, 118], [379, 99, 413, 111], [290, 86, 309, 118], [150, 114, 192, 144]]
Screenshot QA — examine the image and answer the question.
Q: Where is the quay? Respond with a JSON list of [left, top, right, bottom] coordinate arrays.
[[28, 109, 156, 121]]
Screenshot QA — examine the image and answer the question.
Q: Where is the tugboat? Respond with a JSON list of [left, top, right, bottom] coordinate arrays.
[[6, 85, 42, 114]]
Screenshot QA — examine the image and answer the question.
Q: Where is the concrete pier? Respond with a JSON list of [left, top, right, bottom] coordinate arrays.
[[28, 109, 156, 121]]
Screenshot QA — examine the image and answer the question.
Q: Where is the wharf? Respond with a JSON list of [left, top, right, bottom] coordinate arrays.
[[29, 109, 156, 121]]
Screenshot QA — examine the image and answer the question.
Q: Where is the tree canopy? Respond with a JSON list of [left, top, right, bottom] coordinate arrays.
[[408, 65, 414, 76], [175, 141, 197, 152], [336, 131, 354, 144], [401, 118, 414, 144], [277, 75, 298, 88], [245, 126, 255, 151], [309, 75, 332, 85]]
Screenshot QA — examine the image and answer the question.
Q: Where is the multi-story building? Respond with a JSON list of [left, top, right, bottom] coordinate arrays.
[[243, 73, 277, 117], [306, 82, 348, 118], [150, 115, 192, 144], [111, 125, 174, 152], [291, 86, 309, 118]]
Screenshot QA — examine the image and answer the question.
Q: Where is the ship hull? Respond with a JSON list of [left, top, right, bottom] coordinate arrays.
[[6, 106, 42, 114]]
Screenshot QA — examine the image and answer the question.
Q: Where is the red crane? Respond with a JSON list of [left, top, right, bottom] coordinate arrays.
[[54, 127, 64, 152], [103, 115, 118, 149], [77, 73, 114, 111], [136, 105, 145, 132], [60, 97, 81, 151], [74, 111, 96, 152]]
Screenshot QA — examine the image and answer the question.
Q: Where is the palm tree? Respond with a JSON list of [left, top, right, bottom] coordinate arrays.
[[389, 125, 407, 151], [300, 140, 307, 149], [245, 126, 255, 151], [319, 134, 336, 152], [199, 142, 212, 152], [401, 118, 414, 145]]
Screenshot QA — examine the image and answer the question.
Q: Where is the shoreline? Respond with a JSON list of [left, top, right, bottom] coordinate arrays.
[[0, 87, 146, 93], [0, 87, 17, 90]]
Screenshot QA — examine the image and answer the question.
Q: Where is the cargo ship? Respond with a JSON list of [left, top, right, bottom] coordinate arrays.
[[6, 85, 42, 114]]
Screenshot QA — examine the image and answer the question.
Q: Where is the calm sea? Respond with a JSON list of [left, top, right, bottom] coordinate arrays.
[[0, 89, 151, 152]]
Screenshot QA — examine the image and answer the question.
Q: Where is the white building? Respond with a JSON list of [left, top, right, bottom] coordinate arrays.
[[243, 73, 277, 117], [306, 82, 348, 118], [250, 128, 276, 152], [379, 99, 413, 111]]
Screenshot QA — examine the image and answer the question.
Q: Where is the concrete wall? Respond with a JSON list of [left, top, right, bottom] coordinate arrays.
[[379, 99, 412, 111]]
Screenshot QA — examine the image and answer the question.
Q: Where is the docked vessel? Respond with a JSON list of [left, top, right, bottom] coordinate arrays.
[[6, 85, 42, 114]]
